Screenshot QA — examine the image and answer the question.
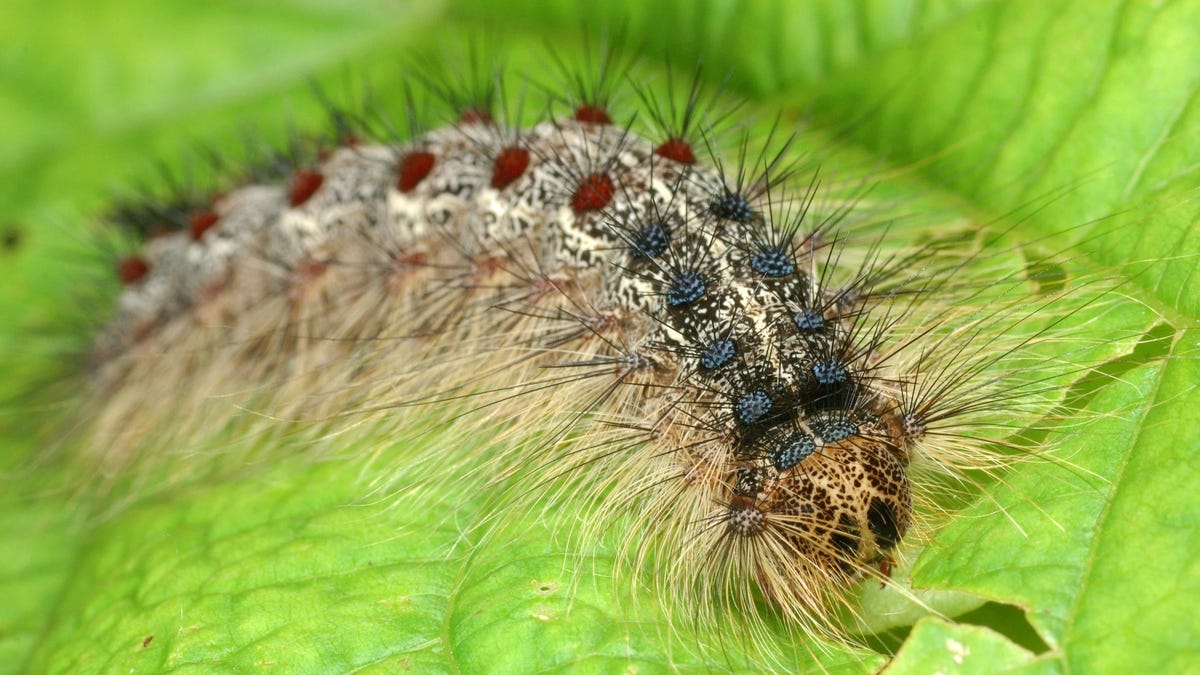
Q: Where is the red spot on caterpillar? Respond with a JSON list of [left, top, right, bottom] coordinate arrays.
[[118, 256, 149, 285], [393, 251, 427, 267], [194, 280, 225, 309], [472, 253, 508, 280], [575, 104, 612, 125], [459, 107, 494, 125], [296, 260, 326, 281], [188, 210, 219, 241], [288, 260, 328, 304], [289, 170, 324, 207], [491, 147, 530, 189], [571, 173, 614, 213], [656, 138, 695, 164], [386, 251, 428, 293], [398, 151, 436, 193]]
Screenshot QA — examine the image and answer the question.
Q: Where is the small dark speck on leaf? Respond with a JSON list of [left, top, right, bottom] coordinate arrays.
[[141, 635, 154, 648], [1, 227, 21, 252]]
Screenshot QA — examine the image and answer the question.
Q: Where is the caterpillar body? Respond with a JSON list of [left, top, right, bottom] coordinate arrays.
[[58, 36, 1136, 673]]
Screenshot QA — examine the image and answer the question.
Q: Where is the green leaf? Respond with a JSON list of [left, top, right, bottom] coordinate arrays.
[[885, 618, 1042, 674], [2, 0, 1196, 672]]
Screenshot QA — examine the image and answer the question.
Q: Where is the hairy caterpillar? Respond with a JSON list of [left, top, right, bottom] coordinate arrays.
[[74, 44, 1119, 669], [7, 2, 1190, 667]]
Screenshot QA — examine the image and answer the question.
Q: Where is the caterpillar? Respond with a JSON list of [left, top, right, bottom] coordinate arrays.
[[75, 48, 1112, 668], [9, 5, 1191, 674]]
